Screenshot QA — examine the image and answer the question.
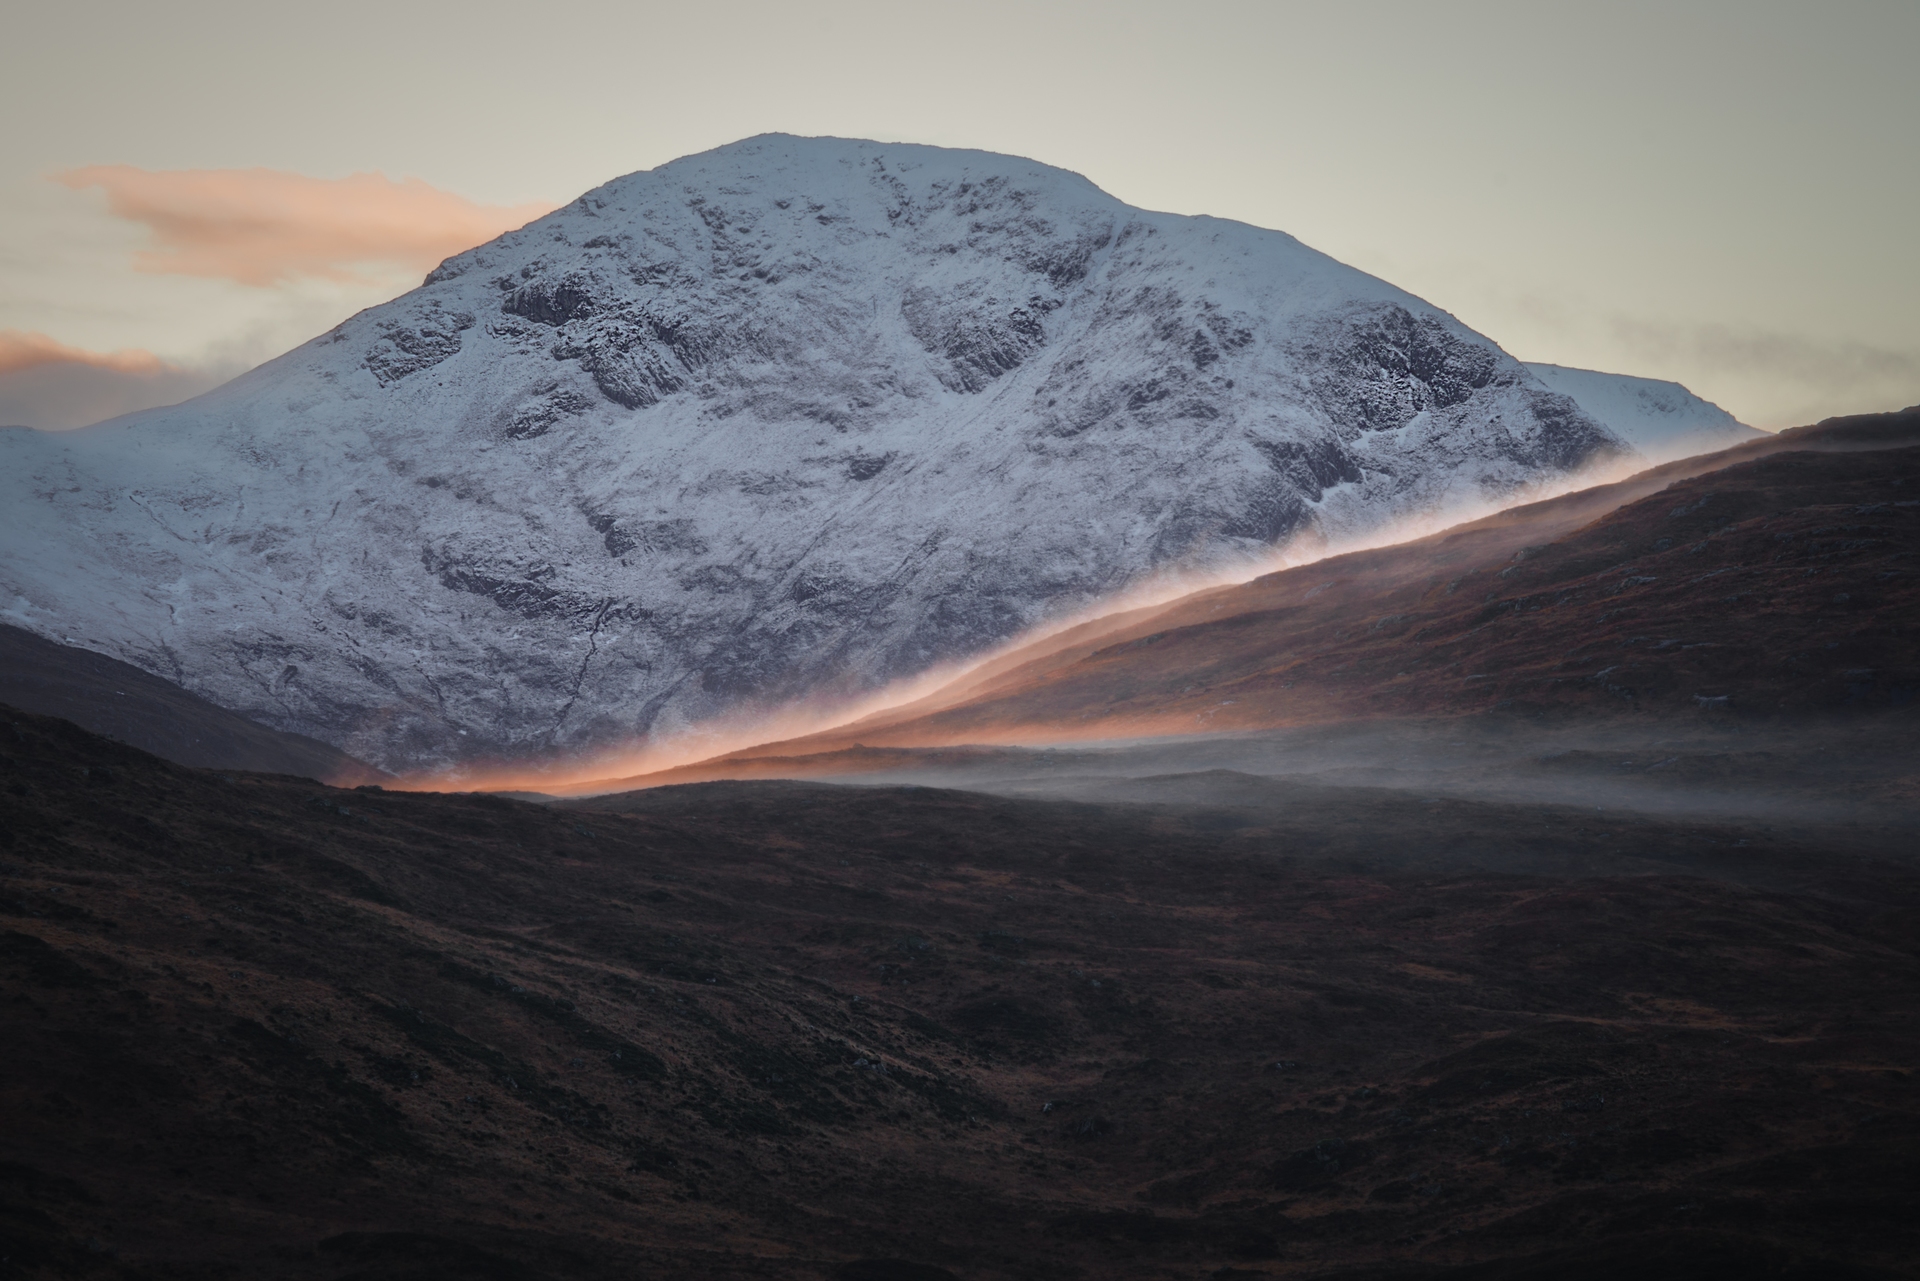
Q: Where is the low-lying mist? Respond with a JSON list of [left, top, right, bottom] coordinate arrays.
[[812, 715, 1913, 827], [555, 714, 1920, 885]]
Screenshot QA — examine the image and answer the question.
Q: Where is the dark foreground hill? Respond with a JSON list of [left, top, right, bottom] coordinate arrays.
[[3, 706, 1917, 1279], [0, 624, 386, 785]]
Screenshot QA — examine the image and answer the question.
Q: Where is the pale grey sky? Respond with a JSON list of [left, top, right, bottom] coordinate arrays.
[[3, 0, 1915, 428]]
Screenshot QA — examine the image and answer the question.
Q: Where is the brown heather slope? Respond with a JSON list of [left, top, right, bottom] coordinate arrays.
[[4, 705, 1920, 1279], [0, 623, 386, 785], [595, 408, 1920, 790]]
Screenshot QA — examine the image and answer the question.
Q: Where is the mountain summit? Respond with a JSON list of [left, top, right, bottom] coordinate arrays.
[[0, 135, 1622, 771]]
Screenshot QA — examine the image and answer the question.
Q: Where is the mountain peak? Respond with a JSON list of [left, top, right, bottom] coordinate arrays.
[[1, 137, 1622, 772]]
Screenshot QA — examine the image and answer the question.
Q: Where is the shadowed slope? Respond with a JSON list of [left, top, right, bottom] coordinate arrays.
[[3, 707, 1918, 1278], [0, 623, 386, 784]]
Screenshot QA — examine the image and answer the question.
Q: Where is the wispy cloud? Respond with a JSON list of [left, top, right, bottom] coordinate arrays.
[[1610, 319, 1920, 395], [0, 329, 169, 376], [0, 330, 223, 430], [54, 167, 556, 287], [1603, 318, 1920, 426]]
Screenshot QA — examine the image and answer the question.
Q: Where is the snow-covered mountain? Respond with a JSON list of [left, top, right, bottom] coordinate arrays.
[[1524, 363, 1763, 463], [0, 135, 1624, 773]]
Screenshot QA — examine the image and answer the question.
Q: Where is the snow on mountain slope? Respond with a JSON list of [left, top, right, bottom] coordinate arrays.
[[0, 135, 1624, 773], [1524, 363, 1763, 464]]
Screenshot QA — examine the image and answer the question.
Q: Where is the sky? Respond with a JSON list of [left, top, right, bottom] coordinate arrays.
[[2, 0, 1914, 431]]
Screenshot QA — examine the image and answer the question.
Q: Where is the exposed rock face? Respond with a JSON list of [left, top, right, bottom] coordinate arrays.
[[0, 135, 1622, 772]]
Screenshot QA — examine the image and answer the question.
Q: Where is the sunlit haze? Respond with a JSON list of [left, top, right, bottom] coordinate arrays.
[[3, 0, 1915, 430]]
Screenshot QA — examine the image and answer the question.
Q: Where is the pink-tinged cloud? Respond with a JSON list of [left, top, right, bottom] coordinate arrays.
[[0, 330, 169, 377], [55, 167, 557, 287], [0, 330, 223, 430]]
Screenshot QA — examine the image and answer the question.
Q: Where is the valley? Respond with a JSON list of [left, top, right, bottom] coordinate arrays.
[[4, 706, 1917, 1280]]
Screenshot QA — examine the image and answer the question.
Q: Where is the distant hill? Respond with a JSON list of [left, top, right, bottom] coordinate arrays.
[[1525, 362, 1764, 463], [0, 623, 386, 784]]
